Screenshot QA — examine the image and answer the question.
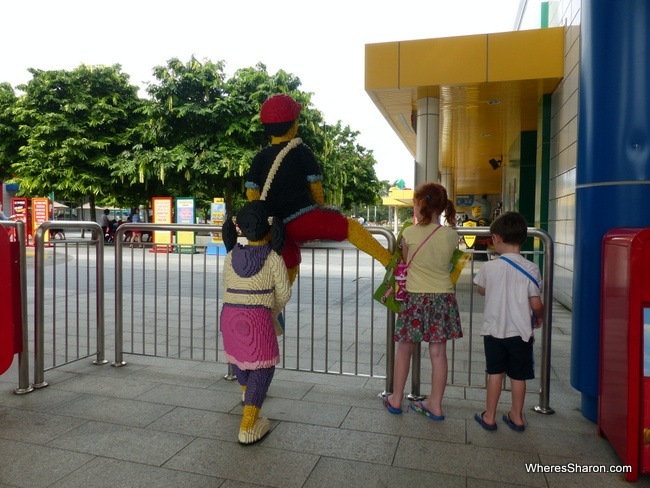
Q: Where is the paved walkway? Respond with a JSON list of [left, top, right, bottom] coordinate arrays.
[[0, 300, 647, 487]]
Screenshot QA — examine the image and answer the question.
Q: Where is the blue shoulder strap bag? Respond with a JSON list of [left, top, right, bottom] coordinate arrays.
[[499, 256, 540, 289]]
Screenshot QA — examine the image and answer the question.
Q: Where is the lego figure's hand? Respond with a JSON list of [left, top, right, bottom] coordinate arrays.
[[246, 188, 261, 201]]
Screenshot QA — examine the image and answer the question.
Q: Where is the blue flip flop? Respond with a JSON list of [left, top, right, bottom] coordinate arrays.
[[383, 396, 402, 414], [474, 411, 497, 431], [410, 400, 445, 420], [502, 413, 526, 432]]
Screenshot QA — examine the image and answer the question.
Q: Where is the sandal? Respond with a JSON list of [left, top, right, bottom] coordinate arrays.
[[410, 400, 444, 420], [502, 412, 526, 432], [383, 396, 402, 414], [474, 411, 497, 431]]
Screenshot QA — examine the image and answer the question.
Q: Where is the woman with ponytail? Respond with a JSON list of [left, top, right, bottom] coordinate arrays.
[[383, 182, 463, 420]]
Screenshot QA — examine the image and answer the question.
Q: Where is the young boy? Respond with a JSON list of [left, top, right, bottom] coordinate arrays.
[[473, 211, 544, 432]]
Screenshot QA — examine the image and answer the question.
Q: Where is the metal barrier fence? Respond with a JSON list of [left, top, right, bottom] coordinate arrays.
[[441, 227, 553, 413], [14, 221, 554, 413], [112, 225, 397, 384], [32, 221, 107, 389]]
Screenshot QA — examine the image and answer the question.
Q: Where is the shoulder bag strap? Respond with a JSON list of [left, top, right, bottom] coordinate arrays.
[[260, 138, 302, 201], [406, 225, 441, 266], [499, 256, 540, 289]]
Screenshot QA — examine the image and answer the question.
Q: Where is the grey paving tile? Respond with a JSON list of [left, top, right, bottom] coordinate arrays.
[[56, 359, 148, 377], [519, 404, 599, 435], [0, 382, 83, 412], [49, 456, 220, 488], [303, 383, 393, 409], [122, 354, 211, 370], [273, 369, 369, 388], [163, 437, 318, 488], [147, 406, 242, 441], [394, 436, 548, 487], [468, 421, 615, 464], [303, 456, 466, 487], [342, 405, 467, 444], [220, 481, 274, 488], [36, 368, 80, 386], [189, 360, 229, 375], [0, 438, 94, 488], [265, 379, 314, 400], [0, 406, 88, 444], [467, 478, 533, 488], [263, 421, 397, 464], [46, 420, 194, 466], [363, 375, 391, 393], [51, 373, 158, 398], [260, 396, 350, 427], [135, 383, 241, 412], [123, 365, 220, 388], [48, 394, 175, 427]]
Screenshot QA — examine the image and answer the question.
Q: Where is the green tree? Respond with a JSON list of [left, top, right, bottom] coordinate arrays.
[[8, 58, 385, 219], [0, 83, 20, 181], [319, 122, 382, 210], [115, 57, 238, 215], [11, 64, 142, 219], [118, 59, 330, 217]]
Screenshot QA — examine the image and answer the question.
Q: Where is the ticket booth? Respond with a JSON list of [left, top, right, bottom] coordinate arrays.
[[599, 228, 650, 481]]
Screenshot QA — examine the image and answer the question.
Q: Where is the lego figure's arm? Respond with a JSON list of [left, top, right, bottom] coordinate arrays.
[[309, 181, 325, 205], [245, 151, 263, 201]]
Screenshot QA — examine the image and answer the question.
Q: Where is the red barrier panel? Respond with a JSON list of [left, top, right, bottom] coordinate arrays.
[[0, 225, 22, 375]]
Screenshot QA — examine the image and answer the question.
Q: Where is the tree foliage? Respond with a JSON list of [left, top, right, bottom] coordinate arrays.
[[0, 83, 20, 180], [10, 65, 142, 216], [3, 58, 384, 217]]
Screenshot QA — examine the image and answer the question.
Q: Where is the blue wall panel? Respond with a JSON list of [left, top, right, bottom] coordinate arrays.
[[573, 0, 650, 422]]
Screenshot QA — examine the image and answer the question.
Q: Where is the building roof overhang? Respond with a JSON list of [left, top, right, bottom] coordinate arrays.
[[365, 27, 564, 195]]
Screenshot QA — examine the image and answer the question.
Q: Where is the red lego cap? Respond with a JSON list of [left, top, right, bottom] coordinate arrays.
[[260, 94, 302, 124]]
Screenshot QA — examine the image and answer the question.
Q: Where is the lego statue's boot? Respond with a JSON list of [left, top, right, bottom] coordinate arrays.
[[238, 405, 270, 445], [346, 218, 392, 267]]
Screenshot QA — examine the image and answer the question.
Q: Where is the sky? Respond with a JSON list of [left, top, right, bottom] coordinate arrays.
[[2, 0, 523, 188]]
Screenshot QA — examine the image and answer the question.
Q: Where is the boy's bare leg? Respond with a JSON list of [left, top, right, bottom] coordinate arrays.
[[388, 342, 415, 410], [426, 342, 447, 417], [509, 379, 526, 425], [484, 373, 505, 424]]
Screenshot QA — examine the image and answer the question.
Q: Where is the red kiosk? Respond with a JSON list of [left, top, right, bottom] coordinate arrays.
[[0, 224, 23, 375], [599, 228, 650, 481]]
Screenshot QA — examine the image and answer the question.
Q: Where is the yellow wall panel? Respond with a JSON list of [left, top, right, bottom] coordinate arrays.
[[365, 42, 399, 90], [488, 27, 564, 82], [400, 35, 487, 87]]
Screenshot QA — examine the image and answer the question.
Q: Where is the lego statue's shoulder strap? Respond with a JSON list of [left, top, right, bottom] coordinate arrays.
[[260, 138, 302, 201]]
